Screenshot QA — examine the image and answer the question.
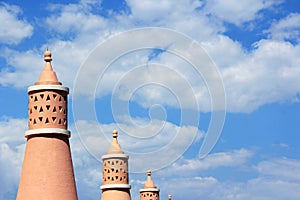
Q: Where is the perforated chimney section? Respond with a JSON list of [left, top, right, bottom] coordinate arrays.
[[140, 192, 159, 200], [28, 90, 67, 130], [102, 157, 129, 185]]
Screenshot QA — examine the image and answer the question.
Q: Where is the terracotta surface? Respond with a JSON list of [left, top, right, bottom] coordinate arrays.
[[35, 50, 61, 85], [101, 189, 131, 200], [143, 170, 157, 189], [101, 129, 131, 200], [107, 129, 124, 154], [17, 135, 77, 200], [17, 50, 77, 200], [140, 170, 160, 200], [28, 90, 68, 130]]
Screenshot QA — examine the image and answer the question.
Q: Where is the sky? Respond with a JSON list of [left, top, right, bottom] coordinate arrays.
[[0, 0, 300, 199]]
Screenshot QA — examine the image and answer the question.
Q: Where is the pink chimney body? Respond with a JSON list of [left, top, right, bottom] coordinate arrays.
[[16, 50, 78, 200], [100, 129, 131, 200]]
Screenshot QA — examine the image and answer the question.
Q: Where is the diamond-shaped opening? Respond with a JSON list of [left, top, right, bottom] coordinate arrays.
[[46, 95, 51, 101], [46, 105, 50, 110]]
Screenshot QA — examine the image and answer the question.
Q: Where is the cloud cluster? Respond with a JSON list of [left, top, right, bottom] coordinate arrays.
[[154, 156, 300, 200], [1, 116, 299, 200], [266, 13, 300, 43], [203, 0, 281, 26], [1, 1, 299, 113], [0, 117, 26, 199], [0, 3, 33, 45]]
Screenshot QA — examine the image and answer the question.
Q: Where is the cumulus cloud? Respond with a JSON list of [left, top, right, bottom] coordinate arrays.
[[158, 148, 253, 177], [203, 0, 282, 26], [265, 13, 300, 43], [255, 157, 300, 181], [159, 175, 300, 200], [204, 36, 300, 112], [1, 116, 299, 200], [71, 119, 203, 173], [151, 157, 300, 200], [0, 117, 26, 199], [0, 49, 42, 87], [0, 3, 33, 44], [0, 0, 299, 114]]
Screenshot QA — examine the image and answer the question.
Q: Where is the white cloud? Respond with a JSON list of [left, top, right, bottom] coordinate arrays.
[[255, 157, 300, 181], [205, 37, 300, 112], [1, 0, 299, 114], [0, 49, 41, 87], [159, 148, 253, 177], [155, 176, 300, 200], [266, 13, 300, 42], [126, 0, 202, 23], [45, 3, 108, 35], [1, 116, 299, 200], [151, 157, 300, 200], [203, 0, 282, 26], [0, 117, 26, 199], [0, 3, 33, 44], [71, 119, 203, 173]]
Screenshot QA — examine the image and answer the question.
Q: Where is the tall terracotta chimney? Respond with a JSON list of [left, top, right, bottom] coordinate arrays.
[[100, 129, 131, 200], [140, 170, 160, 200], [17, 50, 78, 200]]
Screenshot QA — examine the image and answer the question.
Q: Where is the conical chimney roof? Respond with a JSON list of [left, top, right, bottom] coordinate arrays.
[[143, 170, 157, 189], [107, 129, 124, 154], [35, 49, 61, 85]]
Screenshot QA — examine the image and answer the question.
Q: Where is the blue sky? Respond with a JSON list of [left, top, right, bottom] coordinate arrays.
[[0, 0, 300, 199]]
